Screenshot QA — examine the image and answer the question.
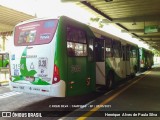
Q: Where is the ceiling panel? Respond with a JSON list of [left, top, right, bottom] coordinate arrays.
[[0, 5, 35, 36], [75, 0, 160, 51]]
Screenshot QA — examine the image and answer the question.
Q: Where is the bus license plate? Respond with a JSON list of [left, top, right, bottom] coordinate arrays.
[[38, 58, 48, 68]]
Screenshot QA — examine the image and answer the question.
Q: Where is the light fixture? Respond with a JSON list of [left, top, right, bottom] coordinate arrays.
[[105, 0, 113, 2], [132, 21, 136, 25]]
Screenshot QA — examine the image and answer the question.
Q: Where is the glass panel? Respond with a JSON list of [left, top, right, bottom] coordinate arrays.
[[113, 40, 121, 58], [67, 26, 86, 43], [67, 42, 87, 56], [105, 38, 112, 57], [67, 26, 87, 57], [131, 47, 137, 58], [4, 54, 9, 60], [78, 30, 86, 43], [95, 39, 104, 62], [122, 46, 125, 61], [126, 46, 130, 60]]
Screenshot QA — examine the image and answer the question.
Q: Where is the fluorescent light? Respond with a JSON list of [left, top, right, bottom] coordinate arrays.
[[105, 0, 113, 2]]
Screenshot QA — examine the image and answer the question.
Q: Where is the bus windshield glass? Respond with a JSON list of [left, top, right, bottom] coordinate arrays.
[[14, 19, 58, 46]]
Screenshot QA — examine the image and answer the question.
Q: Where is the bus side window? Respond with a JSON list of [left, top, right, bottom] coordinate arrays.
[[132, 47, 137, 58], [105, 37, 112, 58], [126, 45, 130, 60], [113, 40, 121, 58], [67, 47, 75, 56], [130, 46, 133, 58], [66, 26, 87, 57], [122, 46, 126, 61]]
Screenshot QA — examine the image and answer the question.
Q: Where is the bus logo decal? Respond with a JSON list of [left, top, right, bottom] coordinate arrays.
[[40, 33, 50, 40]]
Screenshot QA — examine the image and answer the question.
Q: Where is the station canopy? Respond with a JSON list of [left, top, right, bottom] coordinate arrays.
[[0, 5, 35, 36], [63, 0, 160, 51]]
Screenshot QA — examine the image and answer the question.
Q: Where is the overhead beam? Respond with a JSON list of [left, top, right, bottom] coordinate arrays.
[[144, 40, 160, 42], [133, 35, 160, 38], [122, 29, 160, 33], [81, 1, 112, 21], [102, 15, 160, 23], [61, 0, 86, 2], [121, 29, 144, 33], [80, 1, 145, 43]]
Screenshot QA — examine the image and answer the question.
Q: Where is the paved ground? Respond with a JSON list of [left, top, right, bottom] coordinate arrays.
[[63, 65, 160, 120], [0, 65, 160, 120], [0, 84, 105, 120]]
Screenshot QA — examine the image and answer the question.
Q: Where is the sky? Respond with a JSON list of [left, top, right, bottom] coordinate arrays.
[[0, 0, 94, 23], [0, 0, 150, 50]]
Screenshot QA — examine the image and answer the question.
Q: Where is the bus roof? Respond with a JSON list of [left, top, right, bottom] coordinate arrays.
[[15, 16, 60, 27], [89, 25, 138, 47], [15, 16, 137, 47]]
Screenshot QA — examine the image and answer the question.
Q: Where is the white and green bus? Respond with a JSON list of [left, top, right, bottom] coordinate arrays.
[[10, 16, 139, 97], [139, 48, 154, 71]]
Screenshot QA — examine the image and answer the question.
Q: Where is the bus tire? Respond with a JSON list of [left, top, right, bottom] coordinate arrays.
[[106, 71, 114, 90]]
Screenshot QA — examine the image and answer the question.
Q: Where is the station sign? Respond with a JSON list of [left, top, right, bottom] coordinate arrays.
[[144, 25, 159, 33]]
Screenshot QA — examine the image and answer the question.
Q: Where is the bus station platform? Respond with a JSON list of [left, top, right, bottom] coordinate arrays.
[[61, 64, 160, 120]]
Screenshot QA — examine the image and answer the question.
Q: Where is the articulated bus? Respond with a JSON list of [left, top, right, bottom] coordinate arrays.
[[10, 16, 139, 97], [139, 48, 154, 71]]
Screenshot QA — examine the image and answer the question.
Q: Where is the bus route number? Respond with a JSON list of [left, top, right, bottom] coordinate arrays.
[[13, 64, 24, 70], [38, 58, 48, 68]]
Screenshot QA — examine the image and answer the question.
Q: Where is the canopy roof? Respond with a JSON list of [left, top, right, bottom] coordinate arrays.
[[72, 0, 160, 51], [0, 5, 35, 36]]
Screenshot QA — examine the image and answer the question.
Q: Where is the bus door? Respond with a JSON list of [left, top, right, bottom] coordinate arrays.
[[122, 45, 127, 78], [137, 48, 140, 71], [126, 45, 131, 76], [66, 26, 88, 96], [95, 38, 105, 85]]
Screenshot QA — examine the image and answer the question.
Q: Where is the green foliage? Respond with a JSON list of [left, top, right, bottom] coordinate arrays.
[[90, 17, 100, 22], [152, 49, 160, 56], [90, 17, 104, 28]]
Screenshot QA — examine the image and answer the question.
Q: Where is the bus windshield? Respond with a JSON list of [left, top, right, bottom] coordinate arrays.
[[14, 19, 58, 46]]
